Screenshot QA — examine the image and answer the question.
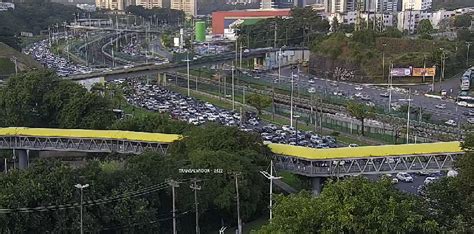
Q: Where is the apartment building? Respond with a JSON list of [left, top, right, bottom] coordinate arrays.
[[170, 0, 197, 17]]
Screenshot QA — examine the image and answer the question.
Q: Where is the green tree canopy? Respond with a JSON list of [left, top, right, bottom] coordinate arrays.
[[417, 19, 434, 34], [454, 14, 472, 28], [259, 177, 439, 233], [346, 101, 375, 136], [246, 93, 272, 115]]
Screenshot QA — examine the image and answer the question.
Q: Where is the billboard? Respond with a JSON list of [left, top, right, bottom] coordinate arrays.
[[390, 68, 411, 77], [412, 67, 436, 77]]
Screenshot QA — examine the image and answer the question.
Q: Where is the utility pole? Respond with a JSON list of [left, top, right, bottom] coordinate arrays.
[[10, 56, 17, 75], [234, 173, 242, 234], [388, 63, 393, 113], [466, 42, 472, 67], [232, 61, 235, 111], [167, 179, 180, 234], [184, 53, 191, 96], [290, 71, 294, 127], [260, 161, 282, 221], [239, 42, 243, 71], [382, 43, 386, 81], [274, 22, 277, 49], [440, 48, 446, 82], [190, 178, 201, 234], [75, 184, 89, 234]]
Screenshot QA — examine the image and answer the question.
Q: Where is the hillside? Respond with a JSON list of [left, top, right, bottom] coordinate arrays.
[[0, 42, 41, 78], [433, 0, 474, 10]]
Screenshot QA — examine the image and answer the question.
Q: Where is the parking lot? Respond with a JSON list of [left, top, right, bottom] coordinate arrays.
[[119, 79, 339, 149]]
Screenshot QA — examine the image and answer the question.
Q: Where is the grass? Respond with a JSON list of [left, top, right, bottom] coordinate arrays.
[[279, 171, 308, 191], [0, 58, 15, 75], [0, 42, 42, 72]]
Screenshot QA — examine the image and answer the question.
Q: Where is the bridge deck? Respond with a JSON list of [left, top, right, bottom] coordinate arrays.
[[268, 141, 462, 160], [0, 128, 181, 144]]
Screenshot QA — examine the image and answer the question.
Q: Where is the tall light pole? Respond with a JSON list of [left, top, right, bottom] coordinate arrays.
[[259, 161, 282, 221], [290, 71, 295, 127], [294, 115, 300, 145], [167, 179, 180, 234], [190, 178, 201, 234], [382, 43, 386, 81], [183, 53, 191, 96], [232, 61, 235, 111], [234, 173, 242, 234], [467, 42, 472, 67], [399, 91, 413, 144], [440, 48, 446, 83], [75, 183, 89, 234]]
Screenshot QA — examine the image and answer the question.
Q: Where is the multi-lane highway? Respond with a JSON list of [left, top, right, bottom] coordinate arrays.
[[257, 66, 469, 125]]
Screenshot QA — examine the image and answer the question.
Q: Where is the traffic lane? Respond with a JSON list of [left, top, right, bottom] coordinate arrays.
[[265, 71, 467, 121]]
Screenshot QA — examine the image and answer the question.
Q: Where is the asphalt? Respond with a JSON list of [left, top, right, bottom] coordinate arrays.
[[259, 66, 470, 125]]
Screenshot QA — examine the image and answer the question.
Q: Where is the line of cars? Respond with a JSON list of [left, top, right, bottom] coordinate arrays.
[[25, 38, 94, 77], [119, 80, 339, 148]]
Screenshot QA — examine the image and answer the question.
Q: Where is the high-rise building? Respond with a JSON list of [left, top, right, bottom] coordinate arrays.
[[260, 0, 275, 9], [171, 0, 197, 17], [325, 0, 349, 13], [325, 0, 398, 13], [95, 0, 132, 10], [401, 0, 431, 11], [136, 0, 162, 9]]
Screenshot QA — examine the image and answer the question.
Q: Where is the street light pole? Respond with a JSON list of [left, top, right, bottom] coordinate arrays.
[[75, 183, 89, 234], [259, 161, 282, 222], [183, 53, 191, 96], [290, 71, 294, 127], [467, 42, 472, 67], [294, 115, 300, 145], [382, 43, 386, 81], [232, 62, 235, 111]]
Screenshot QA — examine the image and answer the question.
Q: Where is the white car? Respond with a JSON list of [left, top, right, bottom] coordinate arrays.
[[354, 92, 363, 98], [445, 119, 457, 126], [468, 118, 474, 124], [354, 86, 363, 90], [308, 79, 315, 83], [396, 172, 413, 182], [308, 87, 316, 93], [348, 144, 358, 147], [424, 177, 438, 185], [384, 174, 399, 184], [435, 104, 446, 109], [379, 92, 389, 98]]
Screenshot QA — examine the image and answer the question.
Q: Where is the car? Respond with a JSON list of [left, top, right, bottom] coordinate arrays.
[[447, 170, 458, 177], [308, 87, 316, 93], [308, 79, 315, 84], [348, 144, 358, 147], [379, 92, 389, 98], [361, 95, 371, 101], [435, 104, 446, 109], [383, 174, 398, 184], [424, 177, 438, 185], [445, 119, 457, 126], [463, 111, 474, 116], [468, 118, 474, 124], [354, 86, 363, 90], [354, 92, 363, 98], [396, 172, 413, 182]]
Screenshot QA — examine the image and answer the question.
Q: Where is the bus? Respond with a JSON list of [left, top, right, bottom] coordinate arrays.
[[460, 69, 473, 91], [457, 95, 474, 108]]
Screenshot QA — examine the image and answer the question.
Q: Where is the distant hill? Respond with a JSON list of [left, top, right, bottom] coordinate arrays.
[[0, 42, 41, 78], [433, 0, 474, 10]]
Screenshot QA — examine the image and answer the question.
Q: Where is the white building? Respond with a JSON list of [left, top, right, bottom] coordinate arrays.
[[95, 0, 125, 10], [136, 0, 163, 9], [260, 0, 275, 9], [171, 0, 197, 17], [0, 2, 15, 11], [325, 0, 398, 14], [397, 9, 457, 33], [402, 0, 432, 11], [77, 4, 96, 11], [327, 11, 394, 28]]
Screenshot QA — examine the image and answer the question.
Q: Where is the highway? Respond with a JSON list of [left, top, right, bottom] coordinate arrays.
[[258, 66, 469, 125]]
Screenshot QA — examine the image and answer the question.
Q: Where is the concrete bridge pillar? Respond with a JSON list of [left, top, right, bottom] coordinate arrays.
[[312, 177, 323, 196], [16, 149, 29, 170]]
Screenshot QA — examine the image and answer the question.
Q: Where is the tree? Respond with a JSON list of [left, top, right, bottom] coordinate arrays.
[[259, 177, 439, 233], [417, 19, 433, 35], [331, 16, 339, 32], [246, 94, 271, 115], [346, 101, 374, 136], [454, 14, 472, 28]]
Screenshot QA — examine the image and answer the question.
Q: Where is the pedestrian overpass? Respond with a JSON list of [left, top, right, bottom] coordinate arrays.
[[0, 128, 464, 186]]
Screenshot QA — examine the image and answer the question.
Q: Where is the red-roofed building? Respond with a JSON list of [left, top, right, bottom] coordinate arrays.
[[211, 9, 291, 35]]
